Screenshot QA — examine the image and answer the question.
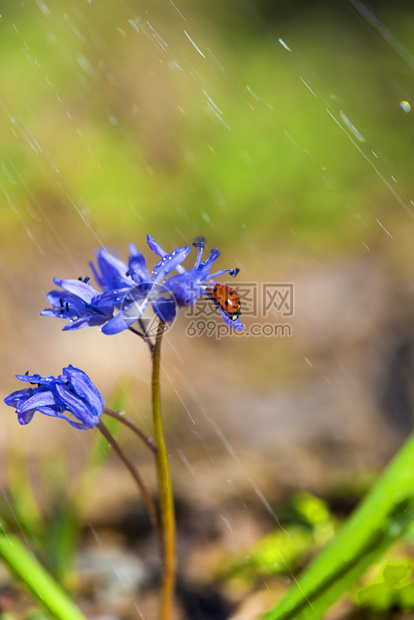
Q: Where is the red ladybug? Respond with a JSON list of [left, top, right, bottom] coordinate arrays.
[[205, 284, 241, 321]]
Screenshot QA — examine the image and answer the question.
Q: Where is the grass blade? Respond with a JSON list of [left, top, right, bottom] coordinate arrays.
[[0, 524, 87, 620], [262, 432, 414, 620]]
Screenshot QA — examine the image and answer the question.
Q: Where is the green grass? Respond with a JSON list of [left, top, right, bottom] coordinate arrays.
[[262, 432, 414, 619]]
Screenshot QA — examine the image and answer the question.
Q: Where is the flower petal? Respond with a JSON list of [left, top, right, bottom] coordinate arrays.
[[14, 373, 52, 385], [90, 248, 135, 291], [101, 312, 136, 335], [147, 235, 186, 274], [4, 389, 32, 408], [16, 390, 58, 413], [163, 271, 203, 306], [53, 278, 101, 304], [146, 234, 167, 258], [60, 366, 104, 418], [61, 316, 101, 330], [128, 251, 150, 283], [151, 296, 177, 322], [55, 383, 100, 429], [151, 246, 191, 283], [17, 409, 36, 425], [35, 403, 90, 430], [44, 291, 88, 315]]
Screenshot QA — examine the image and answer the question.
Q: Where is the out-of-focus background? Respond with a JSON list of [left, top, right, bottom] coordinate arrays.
[[1, 1, 414, 618]]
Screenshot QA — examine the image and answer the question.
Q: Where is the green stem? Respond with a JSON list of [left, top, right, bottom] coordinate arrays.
[[104, 407, 157, 454], [152, 320, 176, 620], [96, 421, 162, 552]]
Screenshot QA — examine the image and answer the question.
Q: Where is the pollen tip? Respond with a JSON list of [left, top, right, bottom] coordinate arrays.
[[192, 236, 206, 248]]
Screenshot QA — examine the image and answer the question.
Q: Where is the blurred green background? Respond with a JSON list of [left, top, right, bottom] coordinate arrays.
[[2, 0, 414, 255], [2, 0, 414, 615]]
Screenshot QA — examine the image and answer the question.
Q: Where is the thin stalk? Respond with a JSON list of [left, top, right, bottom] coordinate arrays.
[[152, 320, 176, 620], [96, 420, 162, 552], [128, 324, 155, 353], [104, 407, 157, 454]]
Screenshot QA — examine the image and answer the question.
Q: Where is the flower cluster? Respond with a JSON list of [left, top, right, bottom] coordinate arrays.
[[41, 235, 244, 334], [4, 366, 104, 430], [5, 235, 243, 429]]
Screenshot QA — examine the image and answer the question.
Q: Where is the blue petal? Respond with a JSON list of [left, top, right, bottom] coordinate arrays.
[[55, 383, 100, 429], [128, 251, 150, 283], [151, 297, 177, 322], [96, 289, 130, 308], [89, 257, 104, 290], [44, 291, 88, 315], [90, 248, 133, 291], [163, 271, 203, 306], [146, 234, 167, 258], [4, 389, 31, 408], [60, 367, 104, 417], [41, 307, 71, 319], [14, 373, 51, 384], [61, 317, 98, 331], [151, 246, 191, 283], [17, 409, 36, 425], [148, 235, 188, 276], [53, 278, 101, 304], [16, 390, 58, 413], [35, 401, 90, 430], [101, 312, 136, 335], [91, 294, 116, 316]]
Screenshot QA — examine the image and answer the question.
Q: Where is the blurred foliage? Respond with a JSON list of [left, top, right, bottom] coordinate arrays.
[[219, 492, 336, 586], [355, 556, 414, 612], [220, 487, 414, 617], [1, 1, 414, 257]]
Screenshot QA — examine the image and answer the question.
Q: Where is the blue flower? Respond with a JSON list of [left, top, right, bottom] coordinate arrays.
[[4, 366, 104, 430], [43, 235, 244, 335], [93, 235, 244, 331], [91, 241, 191, 335], [41, 277, 115, 330], [89, 247, 135, 293], [152, 236, 245, 330]]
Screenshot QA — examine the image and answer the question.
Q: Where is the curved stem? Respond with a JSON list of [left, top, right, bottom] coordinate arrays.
[[96, 420, 162, 553], [128, 324, 155, 354], [104, 407, 157, 454], [152, 320, 176, 620]]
